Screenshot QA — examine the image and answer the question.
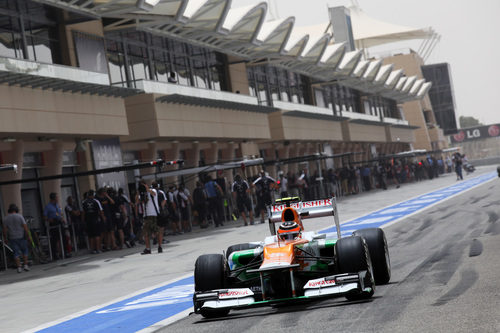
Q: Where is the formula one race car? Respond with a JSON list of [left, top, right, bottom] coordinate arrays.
[[193, 197, 391, 318]]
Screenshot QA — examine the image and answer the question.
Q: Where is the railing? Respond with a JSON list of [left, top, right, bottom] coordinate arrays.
[[135, 80, 260, 105], [0, 56, 110, 85], [383, 117, 409, 126], [342, 110, 380, 122], [272, 100, 333, 116]]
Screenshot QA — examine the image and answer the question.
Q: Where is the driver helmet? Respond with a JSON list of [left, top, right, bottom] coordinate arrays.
[[277, 221, 301, 241]]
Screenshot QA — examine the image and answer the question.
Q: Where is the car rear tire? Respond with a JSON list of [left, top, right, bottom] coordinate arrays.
[[335, 236, 374, 301], [194, 254, 230, 318], [226, 243, 260, 259], [353, 228, 391, 285]]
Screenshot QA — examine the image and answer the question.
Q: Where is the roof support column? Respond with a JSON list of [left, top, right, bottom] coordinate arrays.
[[363, 143, 371, 163], [183, 141, 200, 191], [76, 142, 96, 196], [264, 144, 278, 180], [240, 142, 259, 178], [220, 142, 236, 185], [204, 141, 219, 179], [161, 141, 180, 186], [39, 141, 64, 207], [306, 143, 318, 176], [0, 140, 24, 215], [381, 143, 390, 156], [288, 142, 302, 175], [277, 144, 290, 174], [337, 142, 348, 167], [353, 143, 362, 163], [140, 142, 158, 180]]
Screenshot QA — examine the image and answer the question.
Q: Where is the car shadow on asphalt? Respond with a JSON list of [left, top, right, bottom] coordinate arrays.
[[192, 296, 381, 324]]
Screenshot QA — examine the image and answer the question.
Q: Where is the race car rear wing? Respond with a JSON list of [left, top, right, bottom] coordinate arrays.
[[267, 197, 341, 239]]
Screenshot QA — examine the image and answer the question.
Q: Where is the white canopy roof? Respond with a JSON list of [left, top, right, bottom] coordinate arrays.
[[349, 5, 435, 49], [34, 0, 432, 102]]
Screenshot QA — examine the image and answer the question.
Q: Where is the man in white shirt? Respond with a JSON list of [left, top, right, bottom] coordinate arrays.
[[140, 180, 160, 255]]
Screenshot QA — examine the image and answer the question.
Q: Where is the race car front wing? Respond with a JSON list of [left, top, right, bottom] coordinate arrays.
[[193, 271, 372, 313]]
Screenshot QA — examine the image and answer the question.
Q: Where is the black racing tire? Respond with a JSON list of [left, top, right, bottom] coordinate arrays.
[[194, 254, 230, 318], [226, 243, 260, 259], [335, 236, 374, 301], [353, 228, 391, 285]]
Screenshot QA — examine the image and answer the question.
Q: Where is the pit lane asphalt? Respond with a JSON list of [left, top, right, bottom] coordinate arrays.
[[162, 168, 500, 333], [1, 167, 499, 332]]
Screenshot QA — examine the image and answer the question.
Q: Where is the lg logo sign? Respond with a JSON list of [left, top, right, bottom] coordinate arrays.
[[466, 129, 481, 139], [453, 129, 480, 142], [452, 125, 500, 142]]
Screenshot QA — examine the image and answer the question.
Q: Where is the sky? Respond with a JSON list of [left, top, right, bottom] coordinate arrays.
[[234, 0, 500, 126]]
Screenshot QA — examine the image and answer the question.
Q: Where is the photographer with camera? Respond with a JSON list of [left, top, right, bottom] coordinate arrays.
[[138, 180, 161, 254]]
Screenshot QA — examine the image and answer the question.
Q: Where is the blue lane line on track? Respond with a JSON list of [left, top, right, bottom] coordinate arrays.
[[38, 172, 496, 332], [38, 276, 194, 333]]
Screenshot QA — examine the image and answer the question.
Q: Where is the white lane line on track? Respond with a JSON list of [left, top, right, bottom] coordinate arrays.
[[23, 273, 194, 333], [136, 308, 193, 333]]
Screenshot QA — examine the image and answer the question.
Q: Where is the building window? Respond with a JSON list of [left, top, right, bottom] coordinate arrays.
[[246, 64, 311, 106], [105, 30, 227, 90], [0, 0, 61, 64], [73, 31, 108, 73]]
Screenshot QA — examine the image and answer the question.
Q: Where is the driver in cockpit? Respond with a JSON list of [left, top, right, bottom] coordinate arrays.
[[277, 221, 302, 241]]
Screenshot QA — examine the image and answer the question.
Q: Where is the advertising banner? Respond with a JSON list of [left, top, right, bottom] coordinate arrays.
[[91, 138, 128, 191], [450, 124, 500, 143]]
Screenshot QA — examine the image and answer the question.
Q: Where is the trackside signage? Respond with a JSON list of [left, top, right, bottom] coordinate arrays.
[[450, 124, 500, 143], [272, 199, 333, 212]]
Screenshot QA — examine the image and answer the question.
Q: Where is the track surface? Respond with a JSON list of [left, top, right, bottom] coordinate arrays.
[[2, 168, 499, 333], [163, 176, 500, 333]]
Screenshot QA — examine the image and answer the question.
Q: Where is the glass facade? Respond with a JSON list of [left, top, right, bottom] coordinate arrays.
[[247, 65, 311, 106], [421, 63, 458, 135], [365, 95, 400, 118], [247, 63, 401, 119], [314, 84, 362, 115], [105, 30, 228, 90], [0, 0, 61, 64], [313, 84, 400, 118]]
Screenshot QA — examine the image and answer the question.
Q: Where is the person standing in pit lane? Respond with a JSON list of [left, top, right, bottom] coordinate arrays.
[[153, 182, 168, 249], [140, 180, 160, 254], [81, 190, 106, 254], [192, 181, 208, 228], [108, 188, 126, 249], [3, 204, 32, 273], [97, 188, 117, 251], [43, 192, 65, 260], [453, 152, 464, 180], [253, 170, 276, 224], [278, 172, 288, 198], [205, 176, 224, 227], [177, 183, 192, 233], [232, 174, 254, 226]]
